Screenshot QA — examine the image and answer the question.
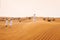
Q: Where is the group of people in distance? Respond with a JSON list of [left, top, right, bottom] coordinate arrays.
[[5, 18, 12, 27], [5, 14, 36, 28], [5, 14, 55, 28]]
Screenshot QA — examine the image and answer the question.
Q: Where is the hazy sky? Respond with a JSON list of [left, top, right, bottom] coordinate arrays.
[[0, 0, 60, 17]]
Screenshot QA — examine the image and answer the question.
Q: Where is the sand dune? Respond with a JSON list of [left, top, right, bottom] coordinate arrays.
[[0, 17, 60, 40]]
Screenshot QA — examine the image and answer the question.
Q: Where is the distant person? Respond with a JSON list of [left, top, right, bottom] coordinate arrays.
[[9, 19, 12, 27], [33, 14, 36, 22], [5, 18, 8, 27]]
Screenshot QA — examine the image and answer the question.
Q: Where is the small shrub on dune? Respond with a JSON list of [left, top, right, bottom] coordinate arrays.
[[48, 19, 51, 22], [52, 18, 55, 21], [43, 18, 45, 20], [19, 20, 21, 22], [47, 18, 51, 22], [28, 17, 31, 19]]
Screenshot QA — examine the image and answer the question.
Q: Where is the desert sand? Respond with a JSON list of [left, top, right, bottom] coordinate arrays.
[[0, 17, 60, 40]]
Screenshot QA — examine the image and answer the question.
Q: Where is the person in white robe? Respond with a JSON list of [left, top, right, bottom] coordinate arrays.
[[9, 19, 12, 27], [33, 14, 36, 22], [5, 18, 8, 27]]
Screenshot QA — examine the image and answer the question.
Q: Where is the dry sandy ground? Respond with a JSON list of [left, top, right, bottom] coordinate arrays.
[[0, 17, 60, 40]]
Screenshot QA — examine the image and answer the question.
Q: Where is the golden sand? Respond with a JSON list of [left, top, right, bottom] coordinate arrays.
[[0, 17, 60, 40]]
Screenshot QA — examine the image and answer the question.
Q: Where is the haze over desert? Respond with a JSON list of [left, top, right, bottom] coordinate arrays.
[[0, 0, 60, 40]]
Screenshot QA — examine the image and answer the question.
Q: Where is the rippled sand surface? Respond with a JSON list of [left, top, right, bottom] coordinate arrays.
[[0, 17, 60, 40]]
